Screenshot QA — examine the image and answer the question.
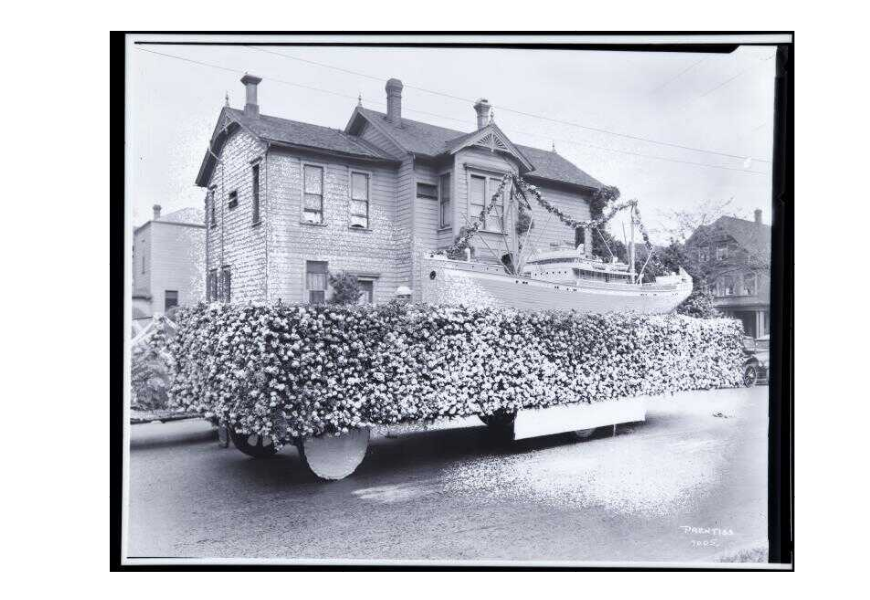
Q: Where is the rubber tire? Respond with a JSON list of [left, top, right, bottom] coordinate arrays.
[[572, 428, 597, 440], [743, 364, 758, 387], [229, 428, 279, 459]]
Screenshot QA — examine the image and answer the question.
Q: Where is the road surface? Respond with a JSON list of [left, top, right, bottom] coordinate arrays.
[[126, 386, 768, 564]]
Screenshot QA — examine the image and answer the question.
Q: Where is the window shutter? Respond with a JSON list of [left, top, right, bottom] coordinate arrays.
[[221, 268, 231, 303], [252, 164, 260, 223]]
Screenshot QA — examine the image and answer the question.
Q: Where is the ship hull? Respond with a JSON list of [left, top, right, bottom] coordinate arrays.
[[420, 257, 692, 314]]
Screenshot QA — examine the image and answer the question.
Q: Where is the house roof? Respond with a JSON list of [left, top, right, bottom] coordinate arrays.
[[196, 107, 398, 187], [198, 103, 604, 191], [225, 108, 392, 160], [353, 108, 604, 190], [693, 215, 771, 257], [160, 207, 204, 226]]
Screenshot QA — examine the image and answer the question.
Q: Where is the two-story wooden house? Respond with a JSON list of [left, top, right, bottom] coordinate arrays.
[[686, 211, 771, 338], [195, 75, 603, 305]]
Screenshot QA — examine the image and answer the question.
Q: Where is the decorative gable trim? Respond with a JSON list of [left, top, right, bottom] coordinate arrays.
[[474, 131, 510, 153], [446, 124, 533, 172]]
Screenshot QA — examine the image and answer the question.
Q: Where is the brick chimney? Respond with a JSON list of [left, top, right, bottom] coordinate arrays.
[[473, 98, 491, 130], [385, 78, 403, 125], [241, 74, 262, 117], [754, 208, 762, 224], [152, 204, 162, 221]]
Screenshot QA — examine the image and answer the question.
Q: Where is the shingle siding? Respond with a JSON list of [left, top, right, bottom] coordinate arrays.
[[395, 159, 415, 292], [266, 147, 402, 304], [524, 183, 593, 252], [205, 129, 269, 303], [200, 104, 598, 306]]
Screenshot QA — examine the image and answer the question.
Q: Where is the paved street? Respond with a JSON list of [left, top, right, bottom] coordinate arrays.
[[126, 386, 768, 563]]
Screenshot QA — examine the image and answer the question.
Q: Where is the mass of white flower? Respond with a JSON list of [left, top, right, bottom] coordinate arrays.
[[163, 303, 744, 446]]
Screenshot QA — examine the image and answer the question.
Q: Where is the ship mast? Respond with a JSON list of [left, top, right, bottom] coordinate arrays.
[[629, 203, 636, 284]]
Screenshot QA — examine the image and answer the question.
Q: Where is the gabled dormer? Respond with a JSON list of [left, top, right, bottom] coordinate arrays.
[[344, 82, 602, 192], [443, 119, 534, 174]]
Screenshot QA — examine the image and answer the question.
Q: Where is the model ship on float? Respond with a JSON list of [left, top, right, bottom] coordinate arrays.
[[420, 180, 693, 314]]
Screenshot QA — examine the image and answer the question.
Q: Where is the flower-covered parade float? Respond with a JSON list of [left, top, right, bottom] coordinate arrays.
[[163, 303, 744, 479], [152, 177, 743, 480]]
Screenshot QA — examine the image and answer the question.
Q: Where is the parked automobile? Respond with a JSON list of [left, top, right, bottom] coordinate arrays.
[[742, 335, 770, 386]]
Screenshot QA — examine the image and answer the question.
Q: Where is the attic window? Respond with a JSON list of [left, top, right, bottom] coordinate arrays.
[[416, 183, 438, 200], [227, 190, 238, 210]]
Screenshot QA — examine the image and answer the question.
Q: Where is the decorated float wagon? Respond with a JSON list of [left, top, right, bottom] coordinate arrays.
[[142, 175, 744, 480], [163, 303, 745, 480]]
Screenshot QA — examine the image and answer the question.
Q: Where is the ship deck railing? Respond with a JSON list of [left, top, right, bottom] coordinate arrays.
[[426, 255, 689, 293]]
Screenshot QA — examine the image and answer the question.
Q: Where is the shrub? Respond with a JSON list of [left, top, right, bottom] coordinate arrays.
[[167, 303, 744, 444], [131, 317, 173, 410], [327, 272, 362, 305], [677, 287, 721, 319]]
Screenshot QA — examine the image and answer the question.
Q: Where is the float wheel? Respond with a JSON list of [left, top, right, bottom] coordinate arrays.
[[217, 422, 230, 448], [229, 428, 279, 459], [572, 428, 597, 440], [479, 411, 516, 443], [299, 428, 370, 480]]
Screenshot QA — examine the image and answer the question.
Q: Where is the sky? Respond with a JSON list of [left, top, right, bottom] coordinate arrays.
[[127, 40, 776, 243]]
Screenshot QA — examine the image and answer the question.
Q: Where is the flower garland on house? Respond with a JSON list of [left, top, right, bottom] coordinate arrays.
[[443, 173, 513, 259], [167, 303, 745, 445], [443, 174, 653, 259], [516, 177, 653, 251]]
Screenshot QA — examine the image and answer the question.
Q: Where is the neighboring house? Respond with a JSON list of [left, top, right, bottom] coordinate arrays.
[[195, 75, 603, 305], [686, 210, 771, 338], [132, 205, 206, 324]]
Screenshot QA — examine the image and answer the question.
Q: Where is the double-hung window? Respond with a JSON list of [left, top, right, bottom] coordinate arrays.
[[743, 272, 757, 296], [469, 175, 487, 229], [306, 261, 328, 304], [488, 176, 505, 232], [303, 165, 324, 224], [358, 279, 374, 304], [350, 172, 370, 229], [164, 290, 179, 311], [439, 174, 451, 228], [469, 174, 504, 232]]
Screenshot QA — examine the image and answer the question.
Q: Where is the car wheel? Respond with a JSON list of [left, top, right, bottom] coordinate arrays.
[[743, 364, 758, 387], [229, 428, 279, 459]]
